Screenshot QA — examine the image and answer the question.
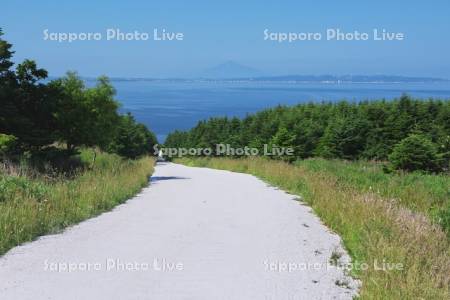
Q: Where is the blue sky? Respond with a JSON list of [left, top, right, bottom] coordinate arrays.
[[3, 0, 450, 78]]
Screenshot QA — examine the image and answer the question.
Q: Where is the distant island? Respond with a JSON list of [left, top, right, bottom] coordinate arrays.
[[247, 74, 449, 83], [73, 61, 449, 83], [103, 74, 449, 83]]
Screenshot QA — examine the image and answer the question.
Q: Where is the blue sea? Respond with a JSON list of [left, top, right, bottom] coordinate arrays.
[[111, 81, 450, 142]]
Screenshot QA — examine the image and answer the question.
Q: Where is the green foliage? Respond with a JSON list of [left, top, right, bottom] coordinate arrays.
[[0, 29, 157, 159], [51, 72, 120, 151], [389, 134, 440, 172], [270, 126, 296, 162], [1, 56, 58, 148], [0, 28, 14, 75], [0, 134, 17, 157], [166, 97, 450, 172], [316, 116, 367, 159], [0, 175, 49, 203], [109, 113, 157, 159], [437, 204, 450, 235]]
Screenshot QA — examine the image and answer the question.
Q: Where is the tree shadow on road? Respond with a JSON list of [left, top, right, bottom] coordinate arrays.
[[150, 176, 190, 183]]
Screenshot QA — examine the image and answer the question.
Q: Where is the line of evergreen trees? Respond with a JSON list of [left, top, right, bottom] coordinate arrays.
[[0, 29, 157, 160], [165, 97, 450, 172]]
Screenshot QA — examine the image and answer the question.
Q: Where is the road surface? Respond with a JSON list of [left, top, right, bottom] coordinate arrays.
[[0, 162, 358, 299]]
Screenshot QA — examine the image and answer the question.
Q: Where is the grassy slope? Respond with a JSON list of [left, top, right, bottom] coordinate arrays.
[[296, 159, 450, 232], [0, 150, 154, 255], [177, 157, 450, 299]]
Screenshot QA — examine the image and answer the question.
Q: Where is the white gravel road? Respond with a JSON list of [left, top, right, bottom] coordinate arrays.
[[0, 162, 359, 300]]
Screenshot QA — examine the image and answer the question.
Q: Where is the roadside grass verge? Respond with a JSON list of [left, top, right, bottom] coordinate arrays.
[[295, 159, 450, 234], [0, 150, 154, 255], [176, 157, 450, 299]]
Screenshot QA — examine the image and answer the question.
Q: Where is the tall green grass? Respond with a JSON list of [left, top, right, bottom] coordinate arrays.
[[0, 150, 154, 255], [177, 157, 450, 299], [295, 159, 450, 233]]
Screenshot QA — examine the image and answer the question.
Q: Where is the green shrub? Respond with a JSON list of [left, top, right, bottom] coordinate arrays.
[[109, 113, 157, 159], [437, 204, 450, 234], [0, 175, 49, 203], [389, 134, 440, 172], [0, 134, 17, 157]]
